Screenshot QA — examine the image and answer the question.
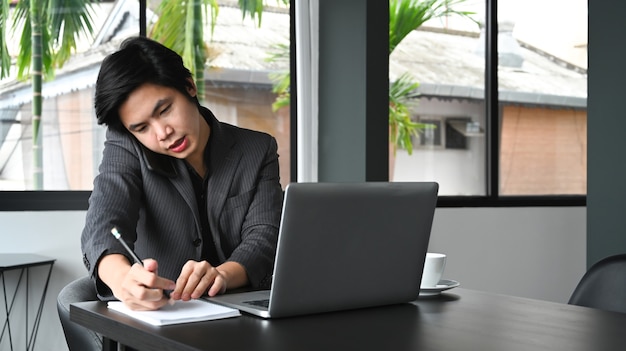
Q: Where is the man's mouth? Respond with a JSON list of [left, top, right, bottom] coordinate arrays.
[[169, 137, 188, 153]]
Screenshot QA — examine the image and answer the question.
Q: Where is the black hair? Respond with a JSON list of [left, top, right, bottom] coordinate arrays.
[[94, 36, 198, 131]]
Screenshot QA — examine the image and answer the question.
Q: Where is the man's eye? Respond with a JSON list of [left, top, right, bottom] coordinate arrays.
[[160, 104, 172, 115], [135, 125, 147, 133]]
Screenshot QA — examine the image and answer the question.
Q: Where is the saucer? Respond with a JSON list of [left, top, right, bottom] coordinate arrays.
[[419, 279, 460, 296]]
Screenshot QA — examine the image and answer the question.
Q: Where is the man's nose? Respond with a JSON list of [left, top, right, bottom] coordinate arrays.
[[156, 123, 173, 142]]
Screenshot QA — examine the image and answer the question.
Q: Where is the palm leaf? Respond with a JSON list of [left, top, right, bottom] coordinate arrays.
[[389, 0, 476, 54], [150, 0, 219, 99], [238, 0, 264, 26], [49, 0, 95, 69], [10, 0, 93, 80], [389, 73, 421, 154], [265, 42, 290, 111], [0, 0, 11, 77]]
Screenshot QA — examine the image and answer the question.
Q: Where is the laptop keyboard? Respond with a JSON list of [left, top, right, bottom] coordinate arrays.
[[244, 299, 270, 308]]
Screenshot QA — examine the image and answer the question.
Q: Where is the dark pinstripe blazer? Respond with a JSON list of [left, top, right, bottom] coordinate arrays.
[[81, 107, 283, 298]]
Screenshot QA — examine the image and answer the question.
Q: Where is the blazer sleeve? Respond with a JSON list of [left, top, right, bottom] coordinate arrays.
[[210, 126, 283, 289], [80, 128, 145, 299]]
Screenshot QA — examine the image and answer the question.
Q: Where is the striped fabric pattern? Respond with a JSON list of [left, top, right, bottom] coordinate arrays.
[[81, 108, 283, 299]]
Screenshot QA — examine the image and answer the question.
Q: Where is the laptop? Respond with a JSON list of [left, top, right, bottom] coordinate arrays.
[[207, 181, 439, 318]]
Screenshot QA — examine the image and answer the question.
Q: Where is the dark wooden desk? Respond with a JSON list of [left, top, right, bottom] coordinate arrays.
[[70, 288, 626, 351], [0, 253, 55, 351]]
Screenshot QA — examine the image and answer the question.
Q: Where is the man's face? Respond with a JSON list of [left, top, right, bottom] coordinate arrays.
[[119, 82, 206, 162]]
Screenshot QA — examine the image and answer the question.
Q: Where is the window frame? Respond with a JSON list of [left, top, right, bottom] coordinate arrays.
[[0, 0, 586, 211]]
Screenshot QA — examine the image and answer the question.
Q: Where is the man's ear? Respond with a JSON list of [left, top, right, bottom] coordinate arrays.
[[186, 78, 197, 97]]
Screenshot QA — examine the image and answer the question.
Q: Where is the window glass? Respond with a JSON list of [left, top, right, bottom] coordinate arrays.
[[390, 0, 486, 196], [0, 1, 291, 191], [198, 4, 291, 189], [0, 0, 119, 190], [498, 0, 587, 195], [390, 0, 587, 197]]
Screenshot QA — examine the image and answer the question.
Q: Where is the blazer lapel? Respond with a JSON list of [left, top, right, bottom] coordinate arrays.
[[140, 142, 202, 237], [206, 115, 242, 261], [169, 162, 199, 221]]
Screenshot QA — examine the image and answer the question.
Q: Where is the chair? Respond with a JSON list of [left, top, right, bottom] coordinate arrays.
[[568, 253, 626, 314], [56, 276, 102, 351]]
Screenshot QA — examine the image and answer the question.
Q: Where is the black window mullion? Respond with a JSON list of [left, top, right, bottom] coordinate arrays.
[[139, 0, 147, 36], [486, 0, 499, 198], [0, 191, 90, 211], [289, 0, 297, 182]]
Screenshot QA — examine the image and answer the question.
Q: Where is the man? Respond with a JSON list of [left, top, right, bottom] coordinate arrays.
[[81, 36, 282, 311]]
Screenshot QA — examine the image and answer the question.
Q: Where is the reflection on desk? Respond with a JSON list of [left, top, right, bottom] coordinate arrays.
[[71, 288, 626, 351]]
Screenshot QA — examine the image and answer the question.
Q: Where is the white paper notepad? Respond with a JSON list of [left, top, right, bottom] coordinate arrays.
[[107, 299, 241, 326]]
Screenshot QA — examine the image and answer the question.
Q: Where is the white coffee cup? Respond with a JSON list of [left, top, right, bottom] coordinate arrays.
[[421, 252, 447, 288]]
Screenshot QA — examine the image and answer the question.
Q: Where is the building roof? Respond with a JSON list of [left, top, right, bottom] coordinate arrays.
[[391, 28, 587, 108], [0, 3, 587, 109]]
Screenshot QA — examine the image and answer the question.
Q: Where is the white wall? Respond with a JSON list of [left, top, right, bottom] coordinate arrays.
[[429, 207, 587, 303], [0, 207, 586, 350], [1, 211, 86, 351]]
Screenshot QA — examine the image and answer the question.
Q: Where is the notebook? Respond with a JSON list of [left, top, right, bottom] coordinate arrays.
[[107, 299, 240, 326], [208, 181, 439, 319]]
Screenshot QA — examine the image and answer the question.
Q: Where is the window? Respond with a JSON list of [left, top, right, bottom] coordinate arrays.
[[389, 0, 486, 196], [0, 0, 586, 210], [0, 0, 291, 209], [391, 0, 587, 202], [497, 0, 586, 196]]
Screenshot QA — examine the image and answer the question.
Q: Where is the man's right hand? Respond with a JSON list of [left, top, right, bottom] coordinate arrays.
[[99, 254, 175, 310]]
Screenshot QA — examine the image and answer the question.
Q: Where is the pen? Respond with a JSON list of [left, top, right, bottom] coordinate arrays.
[[111, 227, 143, 265], [110, 227, 171, 298]]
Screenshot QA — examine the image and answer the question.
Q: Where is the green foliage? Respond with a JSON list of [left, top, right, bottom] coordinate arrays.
[[388, 73, 438, 155], [388, 0, 477, 152], [0, 0, 11, 76], [1, 0, 95, 80], [50, 0, 96, 68], [150, 0, 218, 101], [149, 0, 279, 99], [238, 0, 288, 27], [266, 43, 290, 112], [389, 0, 476, 54], [238, 0, 264, 24], [389, 73, 431, 155]]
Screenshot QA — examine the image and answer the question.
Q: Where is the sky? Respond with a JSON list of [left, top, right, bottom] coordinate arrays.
[[423, 0, 587, 69]]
